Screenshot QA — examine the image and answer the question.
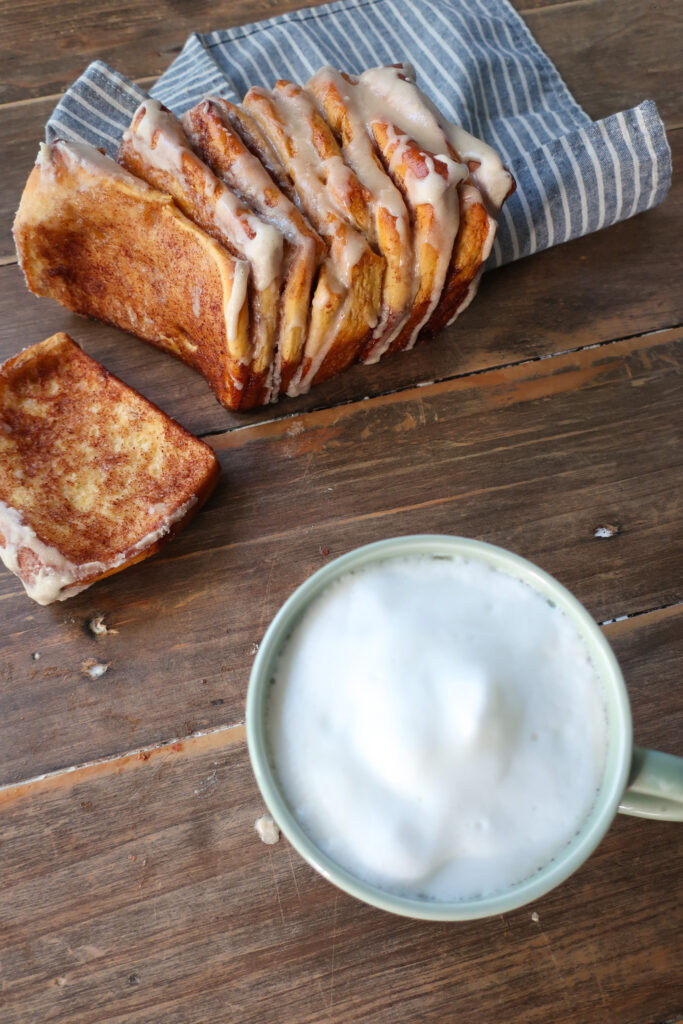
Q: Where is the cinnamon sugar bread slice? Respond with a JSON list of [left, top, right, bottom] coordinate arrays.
[[0, 333, 219, 605], [118, 101, 284, 408], [366, 65, 514, 337], [306, 68, 414, 360], [243, 82, 385, 394], [182, 97, 326, 398], [312, 65, 513, 356], [318, 66, 467, 356], [13, 141, 250, 410]]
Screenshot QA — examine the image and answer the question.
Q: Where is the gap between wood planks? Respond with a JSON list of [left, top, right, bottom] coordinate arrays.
[[0, 601, 680, 798], [202, 324, 682, 457], [194, 321, 683, 443]]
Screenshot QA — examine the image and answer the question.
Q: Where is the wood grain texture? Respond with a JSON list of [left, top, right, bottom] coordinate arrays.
[[1, 605, 681, 1024], [1, 127, 681, 439], [1, 0, 680, 117], [2, 2, 682, 1021], [1, 330, 681, 784], [0, 0, 330, 104], [525, 0, 683, 128]]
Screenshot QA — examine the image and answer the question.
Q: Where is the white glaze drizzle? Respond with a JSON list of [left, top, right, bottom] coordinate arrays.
[[365, 64, 513, 212], [223, 261, 250, 361], [185, 101, 313, 249], [247, 85, 381, 392], [342, 65, 511, 348], [309, 68, 467, 353], [286, 264, 348, 396], [183, 100, 325, 401], [308, 69, 408, 241], [124, 101, 283, 292], [382, 121, 462, 351], [248, 85, 368, 290], [40, 140, 152, 188], [307, 68, 413, 352], [0, 497, 196, 606]]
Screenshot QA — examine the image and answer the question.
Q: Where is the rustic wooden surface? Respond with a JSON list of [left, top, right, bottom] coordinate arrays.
[[1, 1, 682, 1021]]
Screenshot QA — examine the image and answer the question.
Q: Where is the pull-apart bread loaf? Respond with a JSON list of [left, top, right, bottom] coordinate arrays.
[[14, 65, 514, 410], [0, 333, 219, 605]]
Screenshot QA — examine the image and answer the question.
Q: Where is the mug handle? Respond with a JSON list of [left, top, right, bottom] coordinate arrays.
[[618, 747, 683, 821]]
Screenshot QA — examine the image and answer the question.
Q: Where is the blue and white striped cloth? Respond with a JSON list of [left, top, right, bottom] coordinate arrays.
[[45, 0, 671, 268]]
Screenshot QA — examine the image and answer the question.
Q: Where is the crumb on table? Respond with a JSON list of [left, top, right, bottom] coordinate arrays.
[[255, 814, 280, 845]]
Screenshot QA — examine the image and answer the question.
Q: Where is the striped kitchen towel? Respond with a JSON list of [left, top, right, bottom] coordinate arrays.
[[45, 0, 672, 268]]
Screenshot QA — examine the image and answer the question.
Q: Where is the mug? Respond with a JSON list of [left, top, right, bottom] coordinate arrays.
[[246, 535, 683, 921]]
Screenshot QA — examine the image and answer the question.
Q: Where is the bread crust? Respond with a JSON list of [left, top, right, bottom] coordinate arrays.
[[13, 142, 250, 410], [307, 68, 414, 359], [0, 333, 219, 604], [182, 98, 326, 398], [244, 83, 385, 393], [118, 102, 282, 409]]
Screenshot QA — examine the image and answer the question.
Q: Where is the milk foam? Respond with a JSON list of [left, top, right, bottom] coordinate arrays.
[[267, 555, 608, 902]]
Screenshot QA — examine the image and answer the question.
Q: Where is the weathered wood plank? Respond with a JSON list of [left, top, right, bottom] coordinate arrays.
[[1, 331, 681, 784], [525, 0, 683, 127], [0, 0, 329, 104], [1, 604, 681, 1024], [0, 128, 681, 439], [2, 0, 680, 129]]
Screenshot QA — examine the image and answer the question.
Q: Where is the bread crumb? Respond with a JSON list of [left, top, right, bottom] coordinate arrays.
[[594, 523, 620, 539], [255, 814, 280, 845], [531, 911, 539, 923], [89, 614, 117, 635], [81, 659, 110, 679]]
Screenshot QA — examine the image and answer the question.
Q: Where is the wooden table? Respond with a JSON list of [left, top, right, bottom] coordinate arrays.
[[1, 2, 682, 1021]]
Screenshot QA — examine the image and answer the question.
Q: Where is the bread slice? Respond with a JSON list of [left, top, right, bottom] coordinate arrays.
[[307, 67, 414, 360], [367, 65, 511, 336], [243, 82, 385, 393], [13, 140, 250, 411], [182, 97, 326, 398], [0, 333, 219, 605], [118, 101, 284, 409], [347, 65, 514, 344]]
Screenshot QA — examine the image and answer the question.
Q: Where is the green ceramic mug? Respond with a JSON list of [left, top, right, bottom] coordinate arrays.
[[246, 536, 683, 921]]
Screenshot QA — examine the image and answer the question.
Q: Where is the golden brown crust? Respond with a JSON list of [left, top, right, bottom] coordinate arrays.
[[421, 189, 491, 336], [301, 243, 382, 388], [182, 98, 326, 398], [13, 142, 250, 411], [214, 100, 300, 204], [118, 104, 282, 410], [0, 333, 219, 602], [244, 84, 384, 391], [307, 69, 414, 359], [369, 121, 452, 355]]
